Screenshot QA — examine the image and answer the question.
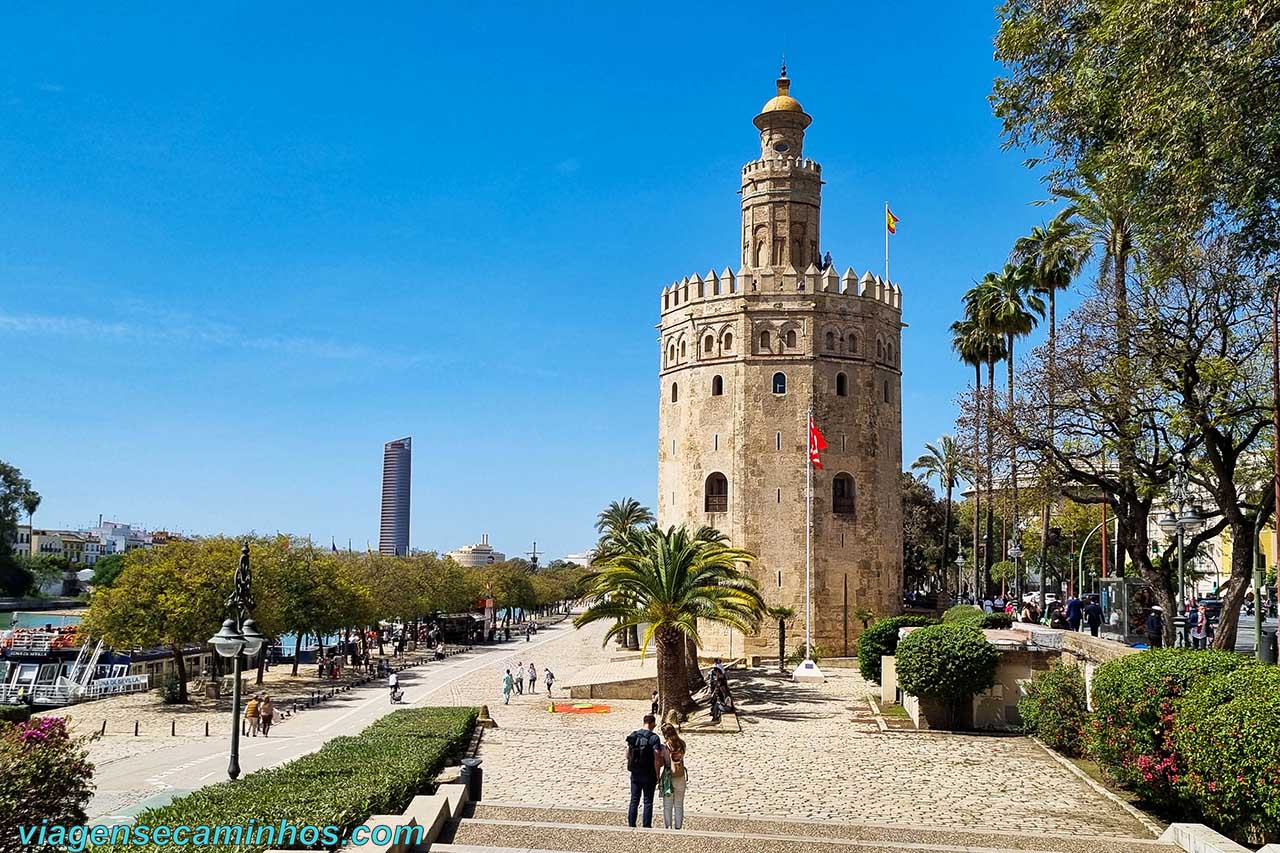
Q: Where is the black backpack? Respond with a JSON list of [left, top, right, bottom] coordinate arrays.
[[626, 731, 655, 773]]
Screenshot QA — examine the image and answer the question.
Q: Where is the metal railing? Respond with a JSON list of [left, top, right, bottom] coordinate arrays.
[[0, 674, 150, 706]]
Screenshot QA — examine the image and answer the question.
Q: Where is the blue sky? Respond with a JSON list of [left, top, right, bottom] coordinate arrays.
[[1, 3, 1057, 559]]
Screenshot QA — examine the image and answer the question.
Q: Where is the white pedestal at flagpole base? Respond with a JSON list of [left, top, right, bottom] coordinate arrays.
[[791, 658, 825, 683]]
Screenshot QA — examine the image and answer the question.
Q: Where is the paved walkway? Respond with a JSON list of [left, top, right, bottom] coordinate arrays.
[[467, 620, 1158, 839]]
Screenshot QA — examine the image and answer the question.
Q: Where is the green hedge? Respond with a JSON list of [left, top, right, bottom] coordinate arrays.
[[91, 706, 476, 853], [1173, 666, 1280, 844], [1018, 661, 1088, 756], [0, 704, 31, 724], [942, 605, 1012, 630], [1089, 649, 1254, 807], [857, 615, 937, 683], [896, 624, 998, 711]]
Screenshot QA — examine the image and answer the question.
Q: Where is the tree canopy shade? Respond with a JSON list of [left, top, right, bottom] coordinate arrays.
[[574, 524, 765, 714], [992, 0, 1280, 259]]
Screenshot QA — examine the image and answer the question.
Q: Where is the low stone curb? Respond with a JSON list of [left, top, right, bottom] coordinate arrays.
[[1029, 737, 1164, 838]]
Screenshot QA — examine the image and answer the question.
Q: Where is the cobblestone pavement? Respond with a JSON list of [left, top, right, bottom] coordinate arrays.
[[465, 620, 1157, 838]]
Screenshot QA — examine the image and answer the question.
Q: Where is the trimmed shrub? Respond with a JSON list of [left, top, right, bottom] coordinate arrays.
[[942, 605, 1013, 630], [0, 716, 95, 853], [157, 674, 183, 704], [92, 706, 476, 853], [1018, 661, 1088, 756], [857, 615, 937, 683], [0, 704, 31, 724], [896, 623, 998, 726], [1089, 648, 1254, 806], [981, 611, 1014, 629], [1173, 666, 1280, 844]]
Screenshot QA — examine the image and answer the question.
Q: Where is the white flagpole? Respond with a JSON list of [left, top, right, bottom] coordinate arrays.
[[805, 407, 813, 656], [884, 201, 890, 284]]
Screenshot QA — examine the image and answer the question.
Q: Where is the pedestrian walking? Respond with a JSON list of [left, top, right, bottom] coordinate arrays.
[[544, 667, 555, 696], [244, 695, 261, 737], [502, 669, 514, 705], [1190, 604, 1213, 649], [1084, 595, 1104, 637], [514, 661, 524, 694], [650, 690, 659, 717], [527, 662, 537, 694], [1065, 593, 1082, 632], [259, 695, 275, 737], [625, 714, 662, 828], [659, 723, 687, 830], [1145, 606, 1164, 647]]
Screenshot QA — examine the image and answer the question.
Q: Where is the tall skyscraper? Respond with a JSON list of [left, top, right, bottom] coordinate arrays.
[[379, 437, 411, 556]]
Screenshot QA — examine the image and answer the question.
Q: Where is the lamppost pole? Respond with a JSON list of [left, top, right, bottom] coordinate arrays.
[[209, 543, 265, 782], [1272, 278, 1280, 626], [1158, 455, 1203, 647]]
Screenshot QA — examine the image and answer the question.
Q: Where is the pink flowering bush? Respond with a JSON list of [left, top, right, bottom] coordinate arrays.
[[0, 716, 95, 852], [1088, 648, 1254, 807], [1173, 666, 1280, 844]]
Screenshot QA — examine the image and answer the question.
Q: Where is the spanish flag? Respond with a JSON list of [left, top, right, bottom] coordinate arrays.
[[886, 207, 900, 234]]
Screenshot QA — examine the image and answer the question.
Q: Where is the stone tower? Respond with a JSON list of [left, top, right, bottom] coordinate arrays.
[[657, 68, 904, 659]]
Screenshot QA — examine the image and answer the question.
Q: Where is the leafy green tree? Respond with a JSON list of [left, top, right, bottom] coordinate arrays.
[[575, 525, 764, 715], [84, 538, 239, 702], [901, 472, 946, 595], [0, 717, 95, 853], [0, 461, 40, 596], [89, 553, 127, 589]]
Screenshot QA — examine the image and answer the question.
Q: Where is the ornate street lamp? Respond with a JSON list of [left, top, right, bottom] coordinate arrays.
[[1009, 540, 1024, 604], [1158, 458, 1205, 646], [208, 543, 265, 781], [955, 553, 967, 602]]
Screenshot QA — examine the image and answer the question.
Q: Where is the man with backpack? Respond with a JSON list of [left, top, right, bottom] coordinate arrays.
[[624, 714, 663, 828]]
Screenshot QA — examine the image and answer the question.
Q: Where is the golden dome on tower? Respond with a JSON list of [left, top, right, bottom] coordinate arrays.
[[760, 63, 804, 113]]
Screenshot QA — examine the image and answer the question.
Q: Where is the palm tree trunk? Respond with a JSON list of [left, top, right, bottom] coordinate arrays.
[[972, 363, 982, 598], [656, 626, 692, 714], [942, 483, 954, 600], [1007, 335, 1019, 601], [985, 356, 997, 596], [684, 635, 705, 693]]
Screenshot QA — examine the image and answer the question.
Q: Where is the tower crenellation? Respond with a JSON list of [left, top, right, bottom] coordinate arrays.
[[657, 68, 904, 659]]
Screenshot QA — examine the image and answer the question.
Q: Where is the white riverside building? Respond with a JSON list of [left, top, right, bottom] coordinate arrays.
[[447, 534, 506, 567]]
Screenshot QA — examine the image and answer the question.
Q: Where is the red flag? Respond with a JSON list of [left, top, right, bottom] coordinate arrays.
[[808, 416, 828, 469]]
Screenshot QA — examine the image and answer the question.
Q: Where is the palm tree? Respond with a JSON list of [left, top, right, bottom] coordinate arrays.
[[575, 525, 764, 715], [765, 605, 795, 675], [594, 498, 654, 650], [1013, 210, 1088, 605], [970, 263, 1045, 600], [21, 492, 40, 558], [955, 301, 1007, 595], [1058, 170, 1139, 356], [911, 436, 966, 600]]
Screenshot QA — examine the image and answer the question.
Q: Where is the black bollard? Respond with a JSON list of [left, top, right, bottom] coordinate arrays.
[[460, 758, 483, 801]]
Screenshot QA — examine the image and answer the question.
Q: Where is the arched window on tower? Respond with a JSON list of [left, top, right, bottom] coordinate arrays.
[[877, 338, 885, 360], [847, 333, 858, 353], [705, 472, 728, 513], [825, 331, 835, 351], [704, 335, 714, 354], [887, 342, 895, 364], [680, 341, 687, 358], [833, 474, 856, 516], [786, 329, 797, 348], [772, 372, 787, 394], [884, 380, 892, 403], [671, 383, 678, 403], [711, 375, 724, 396], [760, 330, 771, 352], [723, 332, 734, 352], [836, 372, 848, 397], [668, 344, 676, 363]]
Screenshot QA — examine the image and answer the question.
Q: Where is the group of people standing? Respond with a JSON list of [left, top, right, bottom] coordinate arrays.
[[501, 660, 554, 704], [625, 714, 689, 830]]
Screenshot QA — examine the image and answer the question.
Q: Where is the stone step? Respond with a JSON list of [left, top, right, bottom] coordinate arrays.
[[455, 804, 1172, 850], [449, 810, 1178, 853]]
